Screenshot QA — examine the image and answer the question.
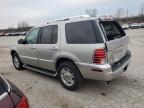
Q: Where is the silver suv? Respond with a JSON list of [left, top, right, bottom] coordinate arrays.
[[11, 15, 131, 90]]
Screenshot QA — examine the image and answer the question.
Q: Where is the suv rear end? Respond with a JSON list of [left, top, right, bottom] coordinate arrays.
[[62, 17, 131, 82], [94, 19, 131, 81]]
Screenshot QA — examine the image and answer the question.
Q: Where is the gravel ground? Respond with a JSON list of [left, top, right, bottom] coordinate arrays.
[[0, 29, 144, 108]]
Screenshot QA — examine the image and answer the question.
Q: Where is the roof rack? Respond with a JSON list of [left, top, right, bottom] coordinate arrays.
[[99, 15, 114, 21], [47, 15, 90, 24]]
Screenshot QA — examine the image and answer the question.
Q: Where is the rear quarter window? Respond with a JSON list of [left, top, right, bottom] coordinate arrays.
[[65, 20, 102, 44]]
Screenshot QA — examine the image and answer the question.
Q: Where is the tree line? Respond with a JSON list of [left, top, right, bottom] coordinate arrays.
[[0, 21, 33, 33], [1, 5, 144, 33], [85, 5, 144, 24]]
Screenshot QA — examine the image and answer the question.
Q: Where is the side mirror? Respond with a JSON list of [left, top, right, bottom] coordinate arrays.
[[18, 39, 25, 44]]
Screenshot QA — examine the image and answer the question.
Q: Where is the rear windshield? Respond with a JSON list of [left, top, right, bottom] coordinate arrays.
[[100, 21, 126, 41]]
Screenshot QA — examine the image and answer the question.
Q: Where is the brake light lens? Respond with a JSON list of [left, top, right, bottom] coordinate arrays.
[[16, 96, 29, 108], [93, 49, 106, 64]]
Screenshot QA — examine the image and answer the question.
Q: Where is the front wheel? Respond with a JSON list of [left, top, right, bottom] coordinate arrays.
[[12, 53, 24, 70], [58, 61, 83, 90]]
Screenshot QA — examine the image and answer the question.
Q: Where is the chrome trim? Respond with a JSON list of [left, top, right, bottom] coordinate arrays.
[[39, 59, 54, 63], [0, 92, 8, 102], [20, 55, 38, 60], [39, 59, 55, 63]]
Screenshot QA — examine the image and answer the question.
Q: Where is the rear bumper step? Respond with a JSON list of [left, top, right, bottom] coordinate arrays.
[[111, 50, 131, 72]]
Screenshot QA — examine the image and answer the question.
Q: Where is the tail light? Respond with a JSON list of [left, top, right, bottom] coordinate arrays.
[[93, 49, 106, 64], [16, 96, 29, 108]]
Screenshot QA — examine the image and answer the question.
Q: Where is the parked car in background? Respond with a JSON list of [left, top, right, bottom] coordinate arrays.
[[11, 15, 131, 90], [140, 23, 144, 28], [19, 31, 28, 36], [9, 32, 19, 36], [0, 33, 5, 36], [3, 32, 28, 36], [4, 33, 10, 36], [129, 23, 140, 29], [0, 75, 29, 108], [122, 24, 129, 29]]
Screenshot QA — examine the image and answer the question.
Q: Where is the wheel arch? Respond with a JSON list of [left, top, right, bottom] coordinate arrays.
[[11, 50, 18, 56], [11, 50, 22, 61], [55, 57, 75, 70], [55, 57, 84, 78]]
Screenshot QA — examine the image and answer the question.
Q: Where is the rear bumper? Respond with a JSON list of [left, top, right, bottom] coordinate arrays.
[[76, 51, 131, 81]]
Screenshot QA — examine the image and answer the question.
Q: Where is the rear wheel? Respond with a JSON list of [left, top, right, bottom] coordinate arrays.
[[58, 61, 83, 90], [12, 53, 24, 70]]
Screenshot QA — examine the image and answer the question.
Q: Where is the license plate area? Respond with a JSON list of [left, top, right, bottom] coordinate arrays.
[[112, 45, 128, 63]]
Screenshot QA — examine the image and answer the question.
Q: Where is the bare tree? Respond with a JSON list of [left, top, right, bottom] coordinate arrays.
[[125, 9, 129, 23], [126, 9, 129, 18], [85, 9, 98, 17], [17, 21, 29, 28], [115, 8, 124, 18], [8, 26, 14, 29], [140, 3, 144, 16]]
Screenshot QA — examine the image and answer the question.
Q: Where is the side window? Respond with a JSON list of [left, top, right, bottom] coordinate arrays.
[[65, 20, 97, 44], [40, 25, 58, 44], [0, 77, 7, 96], [25, 28, 40, 44], [41, 26, 53, 44], [52, 25, 58, 44], [0, 84, 5, 96]]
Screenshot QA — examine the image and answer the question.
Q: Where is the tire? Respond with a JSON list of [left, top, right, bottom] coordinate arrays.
[[58, 61, 83, 90], [12, 53, 24, 70]]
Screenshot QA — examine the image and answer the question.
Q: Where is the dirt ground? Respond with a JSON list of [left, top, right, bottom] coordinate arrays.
[[0, 29, 144, 108]]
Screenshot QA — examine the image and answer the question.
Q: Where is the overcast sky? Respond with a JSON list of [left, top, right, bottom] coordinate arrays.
[[0, 0, 143, 29]]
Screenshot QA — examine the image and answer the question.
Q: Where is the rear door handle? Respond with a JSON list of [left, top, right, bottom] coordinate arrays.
[[51, 46, 58, 50]]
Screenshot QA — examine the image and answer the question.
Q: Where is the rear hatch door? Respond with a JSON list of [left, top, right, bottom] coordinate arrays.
[[100, 21, 129, 64]]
